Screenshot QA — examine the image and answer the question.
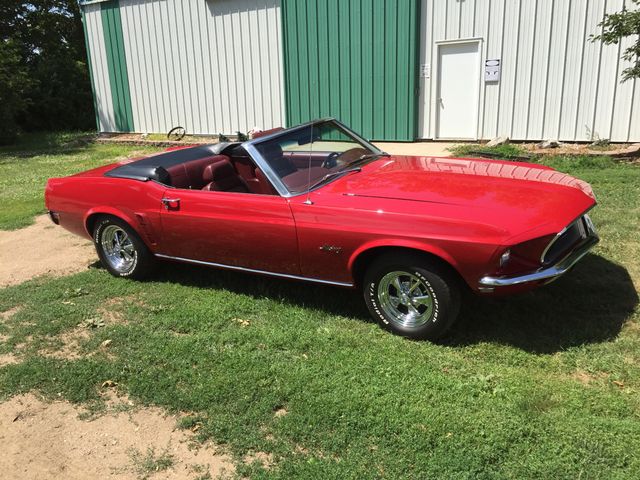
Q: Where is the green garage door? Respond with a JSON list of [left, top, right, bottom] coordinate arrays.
[[281, 0, 420, 141]]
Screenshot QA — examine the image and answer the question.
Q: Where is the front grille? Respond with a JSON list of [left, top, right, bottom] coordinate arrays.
[[542, 216, 591, 265]]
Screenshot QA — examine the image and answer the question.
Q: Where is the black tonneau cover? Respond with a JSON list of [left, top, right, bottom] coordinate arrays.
[[104, 143, 238, 182]]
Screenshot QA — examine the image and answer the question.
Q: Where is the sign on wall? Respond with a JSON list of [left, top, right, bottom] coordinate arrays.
[[484, 59, 501, 82]]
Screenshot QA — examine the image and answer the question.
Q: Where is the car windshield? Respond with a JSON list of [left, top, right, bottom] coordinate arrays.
[[252, 120, 383, 194]]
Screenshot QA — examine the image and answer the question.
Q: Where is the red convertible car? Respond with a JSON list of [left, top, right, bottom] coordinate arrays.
[[45, 119, 598, 340]]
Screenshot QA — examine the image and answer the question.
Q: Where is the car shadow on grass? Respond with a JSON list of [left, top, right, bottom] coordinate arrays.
[[132, 253, 636, 354], [145, 260, 369, 320], [447, 254, 638, 353]]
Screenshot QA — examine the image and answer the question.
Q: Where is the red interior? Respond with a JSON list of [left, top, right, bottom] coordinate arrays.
[[202, 159, 251, 193], [165, 155, 227, 190], [162, 149, 335, 195], [164, 153, 278, 194]]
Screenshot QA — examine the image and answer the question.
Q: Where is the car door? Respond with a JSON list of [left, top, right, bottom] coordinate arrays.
[[158, 189, 299, 275]]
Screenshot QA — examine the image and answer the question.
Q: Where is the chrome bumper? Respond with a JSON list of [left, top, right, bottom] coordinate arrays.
[[479, 226, 599, 290]]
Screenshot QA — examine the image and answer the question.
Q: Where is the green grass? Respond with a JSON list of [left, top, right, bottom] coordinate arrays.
[[448, 143, 529, 160], [0, 132, 161, 230], [0, 137, 639, 478], [128, 446, 175, 479]]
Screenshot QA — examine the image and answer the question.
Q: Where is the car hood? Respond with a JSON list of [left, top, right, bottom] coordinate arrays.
[[320, 155, 596, 241]]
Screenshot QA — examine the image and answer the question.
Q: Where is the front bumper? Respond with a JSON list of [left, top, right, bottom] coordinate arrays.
[[479, 218, 599, 291]]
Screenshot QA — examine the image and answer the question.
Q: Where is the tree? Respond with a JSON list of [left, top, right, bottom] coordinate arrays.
[[592, 0, 640, 82], [0, 1, 94, 138], [0, 39, 31, 144]]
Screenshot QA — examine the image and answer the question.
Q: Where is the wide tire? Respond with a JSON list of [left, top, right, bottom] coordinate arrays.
[[363, 253, 461, 341], [93, 216, 155, 279]]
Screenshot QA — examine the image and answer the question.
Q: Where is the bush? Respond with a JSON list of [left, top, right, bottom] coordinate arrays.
[[0, 39, 30, 145], [1, 1, 95, 135]]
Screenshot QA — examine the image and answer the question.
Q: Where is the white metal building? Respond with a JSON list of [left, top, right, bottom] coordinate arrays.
[[418, 0, 640, 142], [82, 0, 284, 136], [81, 0, 640, 142]]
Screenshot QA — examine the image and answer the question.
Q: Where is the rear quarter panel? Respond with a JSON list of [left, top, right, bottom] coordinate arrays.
[[45, 176, 166, 250]]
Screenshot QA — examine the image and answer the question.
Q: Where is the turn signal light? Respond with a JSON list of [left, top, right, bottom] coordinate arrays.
[[495, 234, 556, 275]]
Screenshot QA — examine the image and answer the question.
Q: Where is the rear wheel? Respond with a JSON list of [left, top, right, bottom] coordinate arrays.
[[363, 253, 461, 340], [93, 216, 155, 279]]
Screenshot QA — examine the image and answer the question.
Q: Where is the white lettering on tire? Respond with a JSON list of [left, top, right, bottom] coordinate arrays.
[[368, 270, 440, 327]]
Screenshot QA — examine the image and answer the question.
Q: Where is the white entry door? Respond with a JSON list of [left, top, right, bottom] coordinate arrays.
[[436, 41, 480, 139]]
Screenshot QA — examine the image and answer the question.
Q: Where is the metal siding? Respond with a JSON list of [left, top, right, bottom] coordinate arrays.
[[629, 73, 640, 141], [497, 0, 519, 138], [615, 32, 638, 142], [350, 0, 363, 133], [80, 8, 100, 130], [340, 0, 353, 134], [594, 0, 625, 141], [558, 0, 588, 140], [510, 0, 535, 140], [360, 0, 374, 135], [282, 0, 420, 141], [460, 0, 475, 39], [82, 0, 283, 134], [417, 0, 431, 138], [484, 0, 505, 140], [419, 0, 640, 141], [101, 1, 135, 132], [83, 4, 116, 132], [372, 0, 385, 138], [543, 0, 569, 140], [119, 2, 144, 131]]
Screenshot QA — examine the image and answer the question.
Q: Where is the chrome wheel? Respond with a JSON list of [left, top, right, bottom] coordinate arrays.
[[377, 271, 434, 328], [100, 225, 137, 273]]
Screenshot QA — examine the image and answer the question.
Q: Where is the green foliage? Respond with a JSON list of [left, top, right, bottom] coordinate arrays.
[[0, 39, 31, 145], [591, 0, 640, 81], [0, 1, 94, 137], [0, 132, 161, 230], [447, 143, 529, 160], [127, 447, 175, 479]]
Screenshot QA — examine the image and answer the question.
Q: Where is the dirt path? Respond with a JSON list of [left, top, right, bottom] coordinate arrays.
[[0, 215, 96, 287], [0, 393, 234, 479], [0, 222, 238, 478]]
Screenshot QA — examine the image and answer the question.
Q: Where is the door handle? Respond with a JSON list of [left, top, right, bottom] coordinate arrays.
[[161, 198, 180, 210]]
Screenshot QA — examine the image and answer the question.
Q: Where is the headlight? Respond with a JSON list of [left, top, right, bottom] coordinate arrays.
[[512, 234, 556, 263]]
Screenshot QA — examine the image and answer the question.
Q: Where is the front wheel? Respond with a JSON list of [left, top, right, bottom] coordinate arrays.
[[363, 253, 461, 341], [93, 216, 155, 279]]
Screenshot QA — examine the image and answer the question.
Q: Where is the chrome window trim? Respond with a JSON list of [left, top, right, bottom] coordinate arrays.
[[241, 118, 383, 199], [155, 253, 354, 287], [242, 142, 291, 197]]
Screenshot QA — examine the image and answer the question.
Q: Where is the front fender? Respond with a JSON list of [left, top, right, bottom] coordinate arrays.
[[348, 238, 461, 273]]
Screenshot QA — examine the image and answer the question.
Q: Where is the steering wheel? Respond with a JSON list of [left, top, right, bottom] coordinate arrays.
[[322, 152, 341, 169]]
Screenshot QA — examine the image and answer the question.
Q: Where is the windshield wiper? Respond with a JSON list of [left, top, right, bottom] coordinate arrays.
[[308, 167, 362, 191], [350, 151, 390, 166]]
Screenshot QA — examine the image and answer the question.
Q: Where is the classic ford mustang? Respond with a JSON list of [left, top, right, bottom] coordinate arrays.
[[45, 119, 598, 340]]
